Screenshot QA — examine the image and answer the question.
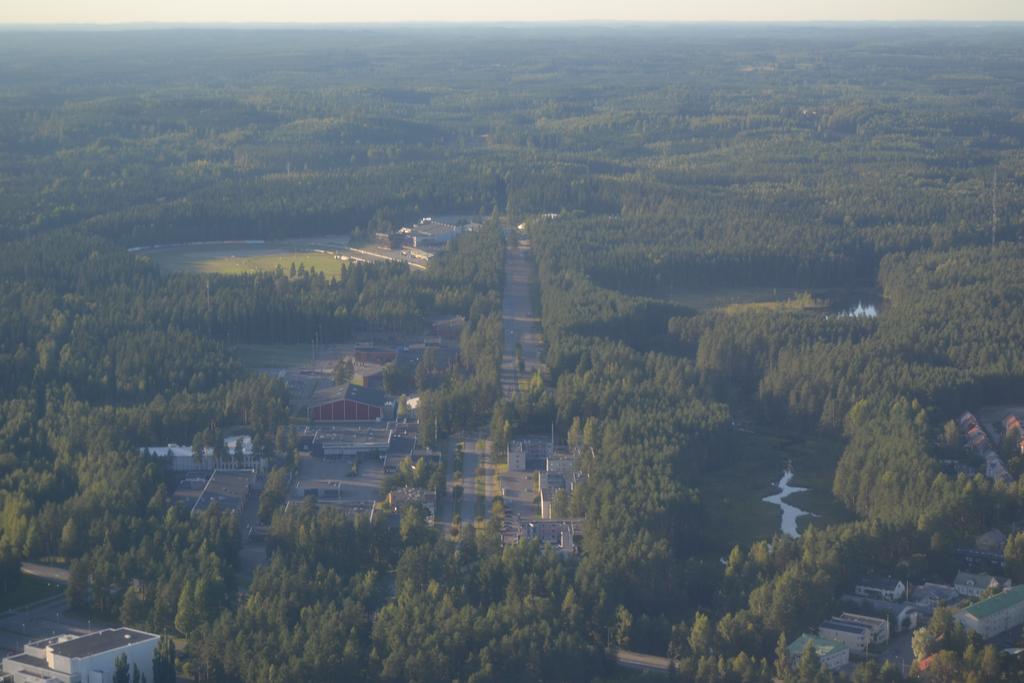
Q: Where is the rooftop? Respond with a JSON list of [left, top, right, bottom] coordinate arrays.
[[192, 470, 254, 515], [7, 653, 49, 669], [820, 619, 871, 636], [310, 383, 393, 410], [955, 571, 1005, 587], [858, 575, 903, 591], [959, 586, 1024, 620], [49, 628, 158, 658], [387, 435, 416, 457], [787, 634, 848, 659]]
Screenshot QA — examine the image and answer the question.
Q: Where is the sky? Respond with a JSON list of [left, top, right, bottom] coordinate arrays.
[[2, 0, 1023, 25]]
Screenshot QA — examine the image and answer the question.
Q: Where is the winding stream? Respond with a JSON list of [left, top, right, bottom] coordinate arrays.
[[762, 469, 811, 538]]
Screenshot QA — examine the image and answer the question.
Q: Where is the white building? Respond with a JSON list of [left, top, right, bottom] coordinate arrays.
[[537, 471, 567, 519], [786, 634, 849, 671], [854, 576, 906, 602], [955, 571, 1011, 599], [838, 612, 890, 645], [507, 442, 526, 472], [955, 585, 1024, 639], [2, 628, 159, 683], [818, 618, 871, 654], [140, 435, 262, 472]]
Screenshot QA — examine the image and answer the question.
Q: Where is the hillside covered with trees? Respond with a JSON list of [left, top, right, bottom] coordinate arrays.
[[1, 24, 1024, 682]]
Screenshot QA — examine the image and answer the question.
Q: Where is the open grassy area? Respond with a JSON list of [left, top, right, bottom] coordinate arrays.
[[699, 424, 854, 555], [135, 240, 349, 276], [720, 292, 826, 315], [643, 284, 881, 315], [232, 343, 320, 369], [0, 575, 63, 611]]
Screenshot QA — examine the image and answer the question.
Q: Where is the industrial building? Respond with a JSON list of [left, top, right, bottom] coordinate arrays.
[[2, 628, 159, 683], [307, 384, 396, 422]]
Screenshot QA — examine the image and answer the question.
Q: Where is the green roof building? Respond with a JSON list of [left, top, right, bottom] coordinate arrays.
[[955, 585, 1024, 639], [787, 634, 850, 671]]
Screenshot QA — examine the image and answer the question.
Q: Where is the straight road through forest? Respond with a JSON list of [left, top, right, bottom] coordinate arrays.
[[501, 232, 544, 398]]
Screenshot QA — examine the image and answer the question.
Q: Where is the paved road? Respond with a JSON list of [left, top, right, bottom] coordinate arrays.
[[501, 234, 545, 398], [0, 596, 93, 656], [613, 649, 673, 673], [21, 563, 69, 585], [461, 448, 481, 522]]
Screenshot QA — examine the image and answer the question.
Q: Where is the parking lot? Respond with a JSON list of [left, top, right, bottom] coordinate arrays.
[[292, 452, 389, 507], [499, 471, 539, 519]]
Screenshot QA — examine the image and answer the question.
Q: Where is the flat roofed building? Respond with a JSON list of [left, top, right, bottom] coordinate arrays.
[[507, 439, 552, 473], [786, 634, 849, 672], [839, 594, 921, 633], [538, 471, 566, 519], [523, 519, 583, 555], [2, 628, 159, 683], [191, 470, 255, 516], [818, 618, 871, 654], [955, 585, 1024, 639], [838, 612, 890, 644], [910, 583, 961, 612], [507, 441, 526, 472]]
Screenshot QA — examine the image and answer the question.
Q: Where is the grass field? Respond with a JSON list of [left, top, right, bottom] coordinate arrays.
[[646, 284, 881, 315], [233, 343, 321, 369], [699, 424, 853, 554], [135, 239, 350, 276], [0, 575, 63, 611], [193, 251, 345, 275]]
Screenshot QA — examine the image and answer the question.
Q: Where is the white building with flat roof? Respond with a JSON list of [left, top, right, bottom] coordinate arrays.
[[2, 628, 159, 683]]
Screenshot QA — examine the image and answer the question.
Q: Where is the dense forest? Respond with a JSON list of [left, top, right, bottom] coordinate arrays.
[[2, 24, 1024, 682]]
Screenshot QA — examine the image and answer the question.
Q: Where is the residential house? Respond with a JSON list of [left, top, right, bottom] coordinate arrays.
[[955, 571, 1011, 598], [855, 576, 907, 602]]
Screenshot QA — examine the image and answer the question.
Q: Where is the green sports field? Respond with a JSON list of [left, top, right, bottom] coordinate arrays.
[[135, 240, 349, 276]]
